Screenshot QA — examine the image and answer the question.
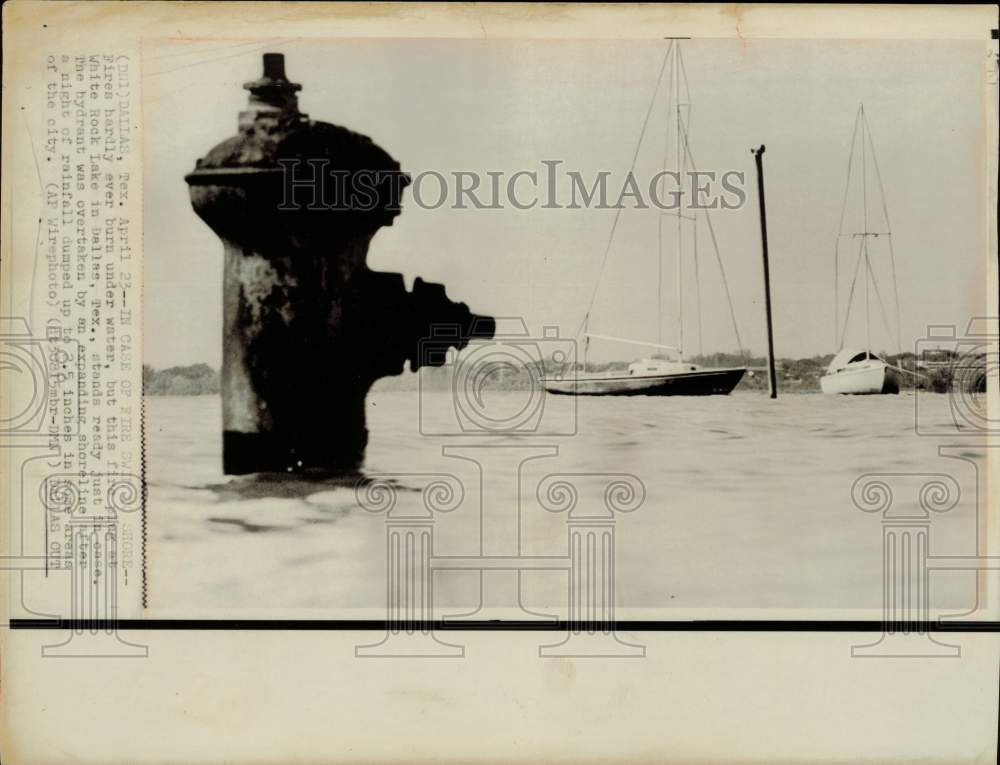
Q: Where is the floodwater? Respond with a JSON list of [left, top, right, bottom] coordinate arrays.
[[145, 388, 985, 617]]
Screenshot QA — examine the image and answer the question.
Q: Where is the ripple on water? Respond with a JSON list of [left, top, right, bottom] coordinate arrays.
[[144, 391, 978, 611], [207, 517, 282, 534]]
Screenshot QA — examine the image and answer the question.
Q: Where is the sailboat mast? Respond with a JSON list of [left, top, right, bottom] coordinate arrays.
[[658, 49, 670, 348], [675, 42, 684, 358], [835, 107, 862, 351], [861, 105, 871, 359], [864, 247, 872, 358], [575, 44, 672, 359], [657, 215, 663, 346]]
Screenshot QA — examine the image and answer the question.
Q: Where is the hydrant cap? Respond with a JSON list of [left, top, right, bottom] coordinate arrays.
[[186, 54, 410, 232]]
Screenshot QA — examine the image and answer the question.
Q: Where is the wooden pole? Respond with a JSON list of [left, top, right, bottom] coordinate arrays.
[[752, 145, 778, 399]]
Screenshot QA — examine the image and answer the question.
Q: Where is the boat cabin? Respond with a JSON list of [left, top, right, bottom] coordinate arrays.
[[628, 357, 699, 377], [826, 348, 885, 375]]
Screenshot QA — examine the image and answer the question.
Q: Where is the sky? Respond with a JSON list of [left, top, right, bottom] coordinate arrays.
[[143, 37, 990, 367]]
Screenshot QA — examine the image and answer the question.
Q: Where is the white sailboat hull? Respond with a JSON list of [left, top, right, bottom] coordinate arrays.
[[820, 360, 898, 395]]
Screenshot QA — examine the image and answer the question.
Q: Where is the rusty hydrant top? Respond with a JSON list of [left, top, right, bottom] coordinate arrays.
[[186, 52, 410, 255], [183, 54, 494, 475]]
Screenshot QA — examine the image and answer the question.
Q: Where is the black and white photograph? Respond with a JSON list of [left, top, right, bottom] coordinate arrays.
[[135, 33, 995, 625], [1, 4, 997, 764]]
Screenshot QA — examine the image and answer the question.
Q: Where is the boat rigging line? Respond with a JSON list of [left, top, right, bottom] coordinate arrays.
[[575, 41, 675, 345], [677, 117, 748, 365]]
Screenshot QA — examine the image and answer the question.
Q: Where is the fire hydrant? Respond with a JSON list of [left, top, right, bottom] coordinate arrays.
[[185, 53, 494, 474]]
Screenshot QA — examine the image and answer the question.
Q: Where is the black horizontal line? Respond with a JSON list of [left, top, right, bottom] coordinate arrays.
[[9, 619, 1000, 632]]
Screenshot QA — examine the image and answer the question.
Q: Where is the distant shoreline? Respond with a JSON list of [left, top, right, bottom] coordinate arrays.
[[144, 350, 976, 396]]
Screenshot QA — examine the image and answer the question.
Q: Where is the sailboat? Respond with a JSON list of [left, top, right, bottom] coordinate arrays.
[[543, 41, 746, 397], [821, 105, 902, 396], [821, 348, 899, 395], [541, 345, 746, 396]]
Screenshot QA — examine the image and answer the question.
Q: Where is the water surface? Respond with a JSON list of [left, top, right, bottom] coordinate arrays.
[[146, 389, 983, 617]]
